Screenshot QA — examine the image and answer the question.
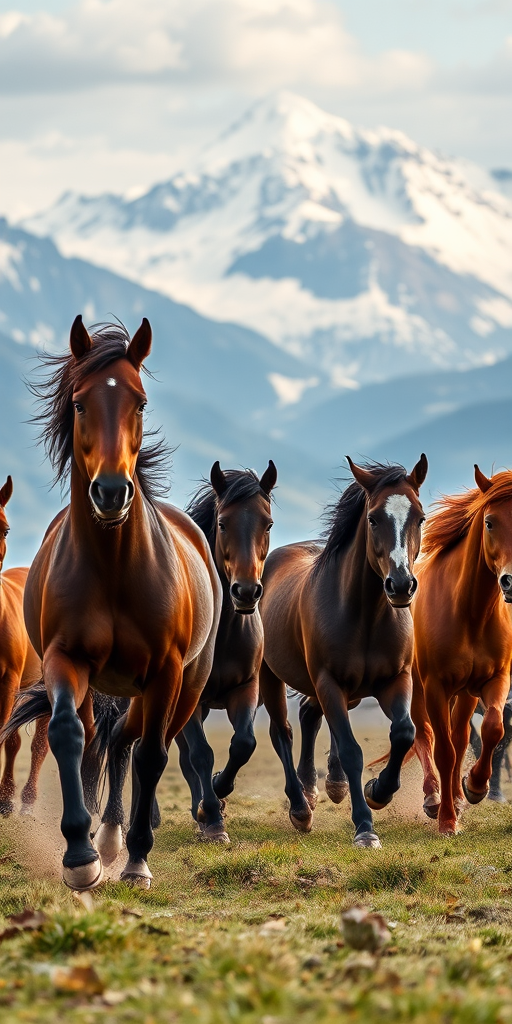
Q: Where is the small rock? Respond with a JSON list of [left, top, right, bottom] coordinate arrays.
[[341, 905, 391, 953]]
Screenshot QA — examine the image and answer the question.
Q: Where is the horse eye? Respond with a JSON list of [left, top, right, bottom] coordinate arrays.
[[137, 402, 147, 415], [485, 520, 493, 531], [73, 402, 85, 414], [367, 516, 377, 528], [218, 522, 226, 533], [266, 522, 273, 533], [419, 517, 425, 526]]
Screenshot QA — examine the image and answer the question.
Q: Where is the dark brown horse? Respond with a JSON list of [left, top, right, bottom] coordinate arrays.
[[0, 477, 43, 814], [175, 461, 277, 842], [259, 457, 427, 848], [411, 466, 512, 834], [5, 317, 221, 890]]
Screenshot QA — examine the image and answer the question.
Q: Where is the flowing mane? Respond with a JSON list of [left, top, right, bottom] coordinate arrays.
[[186, 469, 269, 546], [421, 469, 512, 561], [28, 322, 171, 501], [316, 461, 408, 568]]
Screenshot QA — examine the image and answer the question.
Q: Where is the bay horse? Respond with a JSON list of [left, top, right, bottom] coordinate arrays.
[[410, 466, 512, 835], [0, 476, 44, 814], [4, 317, 221, 890], [259, 456, 428, 848], [175, 460, 277, 843]]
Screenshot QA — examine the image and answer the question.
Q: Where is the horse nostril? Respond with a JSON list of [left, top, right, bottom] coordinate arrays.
[[89, 476, 133, 515], [409, 577, 418, 596], [230, 583, 243, 601], [253, 582, 263, 601], [501, 574, 512, 593], [384, 577, 396, 596]]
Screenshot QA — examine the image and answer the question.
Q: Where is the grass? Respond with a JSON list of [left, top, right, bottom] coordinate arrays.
[[1, 714, 512, 1022]]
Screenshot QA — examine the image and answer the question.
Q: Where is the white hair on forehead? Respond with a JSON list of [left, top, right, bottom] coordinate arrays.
[[385, 493, 411, 570]]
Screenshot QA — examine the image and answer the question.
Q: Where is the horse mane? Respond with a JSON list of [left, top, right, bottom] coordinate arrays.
[[186, 469, 269, 545], [421, 469, 512, 561], [28, 321, 171, 501], [316, 461, 408, 569]]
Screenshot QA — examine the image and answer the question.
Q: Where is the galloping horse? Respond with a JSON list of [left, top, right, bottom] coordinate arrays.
[[410, 466, 512, 835], [175, 461, 277, 843], [259, 457, 427, 848], [5, 317, 221, 890], [0, 477, 43, 814]]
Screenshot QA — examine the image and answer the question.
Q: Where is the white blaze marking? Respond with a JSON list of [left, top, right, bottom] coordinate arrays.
[[106, 377, 117, 387], [385, 494, 411, 570]]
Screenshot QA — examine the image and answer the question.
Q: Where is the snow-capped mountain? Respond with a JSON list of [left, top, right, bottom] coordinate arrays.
[[23, 91, 512, 386]]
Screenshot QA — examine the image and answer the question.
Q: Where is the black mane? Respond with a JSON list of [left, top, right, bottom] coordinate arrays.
[[28, 321, 171, 501], [316, 461, 408, 568], [186, 469, 269, 545]]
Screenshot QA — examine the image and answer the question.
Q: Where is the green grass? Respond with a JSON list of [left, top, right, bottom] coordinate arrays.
[[1, 722, 512, 1022]]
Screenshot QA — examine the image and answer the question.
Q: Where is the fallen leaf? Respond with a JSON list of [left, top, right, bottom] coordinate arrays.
[[52, 965, 103, 995], [341, 906, 391, 953], [0, 909, 48, 942]]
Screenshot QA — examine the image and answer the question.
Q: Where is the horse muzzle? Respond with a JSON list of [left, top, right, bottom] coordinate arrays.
[[384, 573, 417, 608], [229, 580, 263, 615], [89, 475, 134, 522], [500, 573, 512, 603]]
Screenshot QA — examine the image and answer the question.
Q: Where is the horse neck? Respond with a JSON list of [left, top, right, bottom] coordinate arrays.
[[321, 511, 383, 616], [454, 510, 500, 623], [69, 461, 148, 565]]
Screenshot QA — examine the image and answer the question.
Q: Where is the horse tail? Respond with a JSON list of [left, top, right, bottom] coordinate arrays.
[[0, 681, 50, 745], [82, 693, 130, 814], [367, 743, 417, 770]]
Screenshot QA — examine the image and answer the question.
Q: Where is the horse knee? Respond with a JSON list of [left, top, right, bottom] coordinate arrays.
[[392, 716, 415, 752], [231, 730, 256, 763]]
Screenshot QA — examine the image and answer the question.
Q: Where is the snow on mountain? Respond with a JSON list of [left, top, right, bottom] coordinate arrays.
[[22, 91, 512, 386]]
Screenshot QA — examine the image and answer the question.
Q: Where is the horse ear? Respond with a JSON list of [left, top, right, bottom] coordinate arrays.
[[0, 475, 13, 508], [70, 315, 92, 360], [127, 318, 152, 370], [475, 464, 492, 493], [260, 459, 277, 496], [406, 453, 428, 493], [210, 461, 228, 496], [346, 456, 376, 492]]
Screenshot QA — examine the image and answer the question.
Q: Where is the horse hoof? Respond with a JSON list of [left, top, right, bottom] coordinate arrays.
[[364, 778, 392, 811], [462, 775, 489, 805], [63, 858, 103, 892], [439, 824, 460, 836], [120, 859, 153, 889], [303, 786, 319, 810], [197, 799, 226, 824], [0, 799, 14, 817], [325, 776, 349, 804], [95, 823, 123, 866], [199, 823, 230, 844], [423, 793, 441, 819], [353, 831, 382, 849], [289, 808, 313, 833]]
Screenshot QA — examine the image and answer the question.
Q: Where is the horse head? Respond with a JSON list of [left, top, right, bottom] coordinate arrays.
[[210, 460, 277, 614], [347, 454, 428, 608], [0, 475, 12, 571], [69, 315, 152, 523], [475, 465, 512, 604]]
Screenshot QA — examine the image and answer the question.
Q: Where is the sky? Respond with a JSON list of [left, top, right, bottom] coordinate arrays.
[[0, 0, 511, 218]]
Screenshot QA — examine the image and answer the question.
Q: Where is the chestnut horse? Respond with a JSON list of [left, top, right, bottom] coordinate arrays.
[[175, 461, 277, 843], [259, 457, 427, 848], [0, 477, 44, 814], [5, 317, 221, 891], [410, 466, 512, 835]]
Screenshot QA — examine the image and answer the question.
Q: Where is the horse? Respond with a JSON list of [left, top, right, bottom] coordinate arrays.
[[469, 694, 512, 803], [0, 476, 44, 814], [259, 456, 428, 848], [174, 460, 277, 843], [3, 316, 222, 891], [410, 466, 512, 835]]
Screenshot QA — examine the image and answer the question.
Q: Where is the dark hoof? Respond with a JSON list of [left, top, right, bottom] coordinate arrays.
[[353, 830, 381, 849], [325, 776, 349, 804], [197, 799, 226, 825], [0, 799, 15, 817], [364, 778, 392, 811], [289, 807, 313, 833], [198, 823, 230, 844], [462, 775, 489, 805], [423, 793, 441, 819]]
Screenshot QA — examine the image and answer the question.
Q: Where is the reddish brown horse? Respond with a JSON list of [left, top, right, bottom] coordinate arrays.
[[0, 477, 43, 814], [175, 461, 277, 843], [259, 457, 427, 848], [411, 466, 512, 835], [6, 317, 221, 890]]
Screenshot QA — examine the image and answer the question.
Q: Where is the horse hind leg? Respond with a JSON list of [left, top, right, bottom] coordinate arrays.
[[213, 681, 258, 803], [463, 676, 509, 804], [95, 700, 142, 867], [325, 727, 349, 804], [364, 673, 415, 812], [260, 660, 313, 833], [0, 729, 22, 816], [296, 696, 324, 809], [20, 716, 50, 814], [410, 664, 441, 819], [450, 692, 478, 816], [181, 708, 229, 844]]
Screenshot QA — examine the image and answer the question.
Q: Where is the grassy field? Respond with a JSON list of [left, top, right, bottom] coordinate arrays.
[[0, 708, 512, 1023]]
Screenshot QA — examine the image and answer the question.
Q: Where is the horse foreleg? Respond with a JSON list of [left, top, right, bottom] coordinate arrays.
[[364, 672, 415, 811], [181, 706, 228, 842], [410, 664, 441, 819], [296, 696, 323, 809], [450, 692, 478, 814], [20, 716, 50, 813], [0, 675, 19, 815], [425, 683, 457, 835], [260, 660, 312, 832], [317, 671, 379, 847], [45, 652, 101, 891], [213, 679, 259, 800], [464, 675, 510, 803]]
